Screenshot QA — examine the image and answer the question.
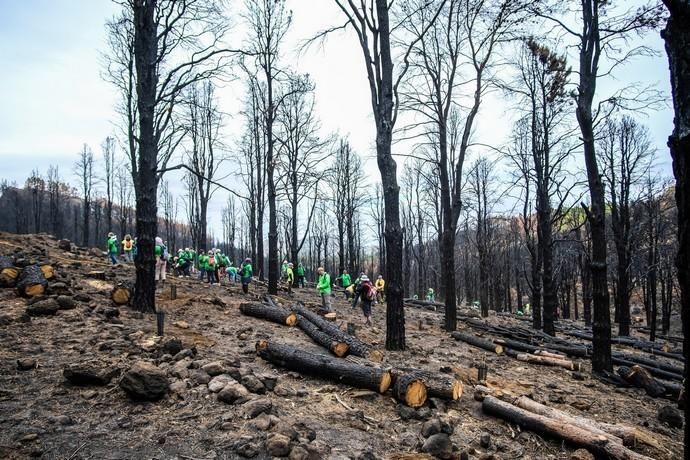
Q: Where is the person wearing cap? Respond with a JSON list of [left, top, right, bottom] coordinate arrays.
[[286, 263, 294, 295], [337, 269, 352, 299], [316, 267, 332, 312], [357, 275, 375, 326], [121, 234, 134, 262], [240, 258, 253, 294], [206, 250, 218, 285], [107, 232, 119, 265], [154, 236, 168, 284]]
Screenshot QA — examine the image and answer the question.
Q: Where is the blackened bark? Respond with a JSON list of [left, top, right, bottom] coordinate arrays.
[[575, 1, 611, 373], [132, 0, 158, 313], [660, 8, 689, 454]]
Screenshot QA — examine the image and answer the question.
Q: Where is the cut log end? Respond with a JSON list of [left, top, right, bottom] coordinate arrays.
[[1, 267, 20, 282], [333, 341, 350, 357], [323, 312, 337, 321], [368, 350, 385, 362], [379, 370, 392, 393], [24, 283, 46, 297], [285, 312, 298, 327], [495, 344, 504, 354], [405, 379, 428, 408], [40, 264, 55, 280], [112, 287, 132, 305]]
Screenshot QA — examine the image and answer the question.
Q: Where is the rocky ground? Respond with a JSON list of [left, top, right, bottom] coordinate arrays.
[[0, 232, 684, 459]]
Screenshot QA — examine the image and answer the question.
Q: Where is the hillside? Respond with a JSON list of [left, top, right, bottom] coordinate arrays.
[[0, 232, 683, 459]]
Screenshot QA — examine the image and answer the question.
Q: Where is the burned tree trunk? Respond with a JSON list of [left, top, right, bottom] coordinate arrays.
[[256, 340, 391, 393], [240, 302, 298, 327], [16, 265, 48, 297]]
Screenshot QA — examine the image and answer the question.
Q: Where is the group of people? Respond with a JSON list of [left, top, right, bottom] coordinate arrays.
[[107, 232, 137, 265]]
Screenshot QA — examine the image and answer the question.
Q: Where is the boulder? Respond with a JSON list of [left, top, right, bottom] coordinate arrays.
[[422, 433, 453, 459], [241, 374, 266, 394], [119, 361, 169, 401], [266, 433, 291, 457], [242, 398, 272, 419], [56, 295, 77, 310], [217, 382, 250, 404], [26, 298, 60, 316], [17, 358, 37, 371], [201, 361, 226, 376], [208, 374, 235, 393], [658, 405, 684, 428], [64, 362, 116, 385]]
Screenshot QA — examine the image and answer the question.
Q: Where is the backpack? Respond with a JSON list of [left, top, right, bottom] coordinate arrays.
[[364, 283, 376, 301], [124, 240, 132, 250], [209, 255, 216, 266]]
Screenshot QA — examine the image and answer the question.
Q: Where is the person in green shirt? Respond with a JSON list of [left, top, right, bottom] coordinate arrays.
[[296, 263, 306, 288], [226, 264, 238, 283], [426, 288, 435, 302], [286, 263, 294, 295], [337, 270, 352, 299], [198, 250, 208, 281], [206, 250, 218, 285], [317, 267, 332, 312], [240, 258, 253, 294], [107, 232, 119, 265]]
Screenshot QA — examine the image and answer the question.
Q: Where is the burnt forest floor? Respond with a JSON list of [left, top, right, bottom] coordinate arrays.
[[0, 232, 684, 460]]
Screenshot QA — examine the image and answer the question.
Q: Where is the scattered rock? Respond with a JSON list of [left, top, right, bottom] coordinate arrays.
[[17, 358, 37, 371], [208, 374, 235, 393], [73, 293, 92, 302], [56, 295, 77, 310], [242, 397, 272, 418], [249, 413, 273, 431], [160, 337, 183, 356], [289, 445, 311, 460], [266, 433, 291, 457], [201, 361, 226, 376], [217, 382, 250, 404], [416, 406, 432, 420], [26, 298, 60, 316], [274, 384, 295, 397], [55, 415, 74, 426], [241, 374, 266, 394], [170, 357, 193, 379], [258, 372, 279, 391], [169, 380, 188, 397], [188, 369, 211, 386], [658, 405, 684, 428], [428, 397, 447, 412], [64, 362, 116, 385], [119, 361, 169, 400], [173, 349, 194, 361], [421, 418, 453, 438], [173, 320, 190, 329], [422, 433, 453, 459], [572, 371, 587, 381], [396, 403, 418, 421], [570, 448, 595, 460]]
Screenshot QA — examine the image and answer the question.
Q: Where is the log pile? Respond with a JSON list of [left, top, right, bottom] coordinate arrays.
[[394, 368, 463, 401], [482, 396, 656, 460], [295, 313, 349, 357], [450, 330, 503, 354], [15, 264, 48, 297]]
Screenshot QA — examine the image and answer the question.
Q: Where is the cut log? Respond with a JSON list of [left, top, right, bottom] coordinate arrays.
[[111, 281, 133, 306], [392, 373, 427, 408], [613, 357, 683, 382], [291, 304, 384, 362], [616, 365, 666, 397], [482, 396, 654, 460], [15, 265, 48, 297], [611, 352, 684, 377], [256, 340, 391, 393], [451, 331, 503, 354], [514, 352, 581, 371], [239, 302, 298, 327], [40, 264, 56, 281], [295, 314, 349, 357], [0, 255, 19, 288], [395, 368, 463, 401]]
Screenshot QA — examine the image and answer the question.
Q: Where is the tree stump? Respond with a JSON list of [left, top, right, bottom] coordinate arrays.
[[111, 281, 134, 306]]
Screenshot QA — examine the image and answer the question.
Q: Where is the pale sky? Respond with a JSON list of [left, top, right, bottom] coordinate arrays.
[[0, 0, 675, 238]]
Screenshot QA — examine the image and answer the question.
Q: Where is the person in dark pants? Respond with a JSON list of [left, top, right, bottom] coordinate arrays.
[[296, 263, 306, 288], [357, 275, 374, 326], [240, 258, 253, 294], [351, 272, 365, 309]]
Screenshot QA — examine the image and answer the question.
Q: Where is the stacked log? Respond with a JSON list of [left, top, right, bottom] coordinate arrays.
[[40, 264, 56, 281], [15, 264, 48, 297], [450, 331, 503, 354], [0, 255, 19, 288], [111, 281, 133, 305], [295, 314, 349, 357], [239, 302, 298, 327], [483, 396, 655, 460], [256, 340, 391, 393], [292, 304, 384, 362]]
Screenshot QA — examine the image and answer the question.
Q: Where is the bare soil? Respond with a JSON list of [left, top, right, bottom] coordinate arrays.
[[0, 233, 683, 459]]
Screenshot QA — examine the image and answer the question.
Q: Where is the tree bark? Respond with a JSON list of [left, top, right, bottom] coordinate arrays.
[[256, 340, 391, 393], [15, 265, 47, 297], [295, 314, 350, 357], [239, 302, 298, 327], [451, 331, 504, 354]]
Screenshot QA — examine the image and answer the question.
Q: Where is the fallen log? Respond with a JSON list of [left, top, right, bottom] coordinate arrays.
[[85, 271, 107, 280], [111, 281, 133, 306], [0, 255, 19, 288], [611, 352, 683, 377], [239, 302, 298, 327], [514, 352, 581, 371], [256, 340, 391, 393], [616, 365, 666, 398], [291, 304, 384, 362], [40, 264, 55, 281], [394, 368, 463, 401], [392, 373, 427, 408], [295, 314, 349, 357], [612, 357, 683, 382], [482, 396, 654, 460], [15, 264, 48, 297], [451, 331, 503, 354], [507, 396, 661, 450]]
